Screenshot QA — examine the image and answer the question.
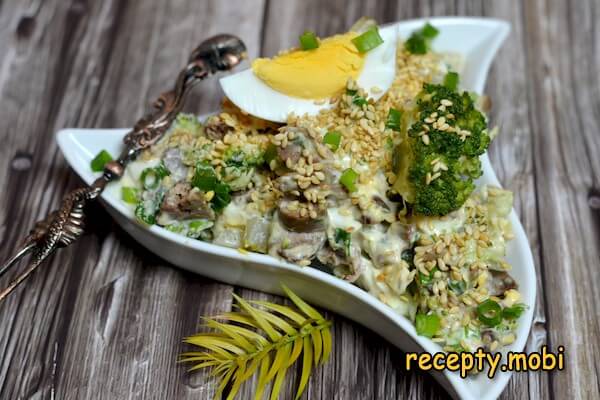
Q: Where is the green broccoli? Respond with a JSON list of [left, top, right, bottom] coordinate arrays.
[[393, 82, 490, 216]]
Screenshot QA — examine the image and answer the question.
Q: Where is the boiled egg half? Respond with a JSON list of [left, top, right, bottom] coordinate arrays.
[[220, 24, 399, 123]]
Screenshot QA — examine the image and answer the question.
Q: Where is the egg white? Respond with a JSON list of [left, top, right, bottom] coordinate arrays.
[[219, 24, 399, 123]]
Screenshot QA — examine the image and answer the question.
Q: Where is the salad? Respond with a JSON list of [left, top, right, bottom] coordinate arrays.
[[94, 20, 526, 353]]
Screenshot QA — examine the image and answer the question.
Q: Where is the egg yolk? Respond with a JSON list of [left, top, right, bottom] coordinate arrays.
[[251, 32, 364, 99]]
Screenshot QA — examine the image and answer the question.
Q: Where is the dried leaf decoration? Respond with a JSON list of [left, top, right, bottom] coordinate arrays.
[[180, 285, 332, 400]]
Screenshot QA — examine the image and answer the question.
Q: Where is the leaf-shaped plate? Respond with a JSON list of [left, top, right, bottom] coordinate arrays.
[[57, 18, 535, 400]]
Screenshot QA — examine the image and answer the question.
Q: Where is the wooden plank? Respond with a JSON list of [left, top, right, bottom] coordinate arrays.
[[478, 1, 551, 399], [0, 0, 265, 399], [522, 0, 600, 398], [1, 0, 597, 398]]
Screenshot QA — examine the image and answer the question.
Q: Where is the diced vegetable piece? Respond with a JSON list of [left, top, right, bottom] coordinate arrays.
[[211, 182, 231, 212], [418, 266, 438, 286], [405, 22, 439, 54], [263, 143, 278, 164], [140, 168, 160, 190], [448, 279, 466, 294], [192, 162, 218, 191], [405, 35, 427, 54], [385, 108, 402, 131], [121, 187, 139, 204], [323, 131, 342, 151], [339, 168, 358, 192], [415, 313, 441, 338], [140, 163, 170, 190], [165, 219, 213, 238], [155, 161, 170, 178], [421, 22, 439, 39], [352, 26, 384, 53], [299, 31, 319, 50], [91, 150, 113, 172], [502, 303, 526, 320], [352, 96, 368, 107], [477, 299, 503, 326], [444, 71, 459, 91], [173, 113, 202, 134], [134, 189, 165, 225], [334, 228, 351, 256]]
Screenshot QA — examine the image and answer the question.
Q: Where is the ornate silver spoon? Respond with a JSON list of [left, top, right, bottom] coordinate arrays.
[[0, 34, 247, 301]]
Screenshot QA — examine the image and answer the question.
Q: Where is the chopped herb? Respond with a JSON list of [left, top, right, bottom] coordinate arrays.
[[477, 299, 503, 326], [135, 189, 165, 225], [421, 22, 439, 39], [405, 22, 439, 54], [334, 228, 351, 256], [418, 266, 438, 286], [448, 279, 466, 294], [140, 163, 170, 190], [91, 150, 113, 172], [351, 26, 384, 53], [323, 131, 342, 151], [192, 162, 219, 191], [415, 313, 440, 338], [141, 168, 160, 190], [263, 143, 278, 164], [385, 108, 402, 131], [121, 187, 139, 204], [444, 71, 459, 91], [211, 182, 231, 212], [352, 95, 368, 107], [339, 168, 358, 192], [299, 31, 319, 50], [502, 303, 526, 320]]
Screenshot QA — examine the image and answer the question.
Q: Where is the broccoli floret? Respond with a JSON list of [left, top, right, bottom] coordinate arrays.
[[393, 83, 490, 216]]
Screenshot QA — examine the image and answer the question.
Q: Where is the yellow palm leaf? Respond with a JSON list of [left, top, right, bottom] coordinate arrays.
[[295, 336, 313, 400], [181, 285, 332, 400]]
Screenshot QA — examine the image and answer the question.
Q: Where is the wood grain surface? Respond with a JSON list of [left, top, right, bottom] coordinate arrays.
[[0, 0, 598, 399]]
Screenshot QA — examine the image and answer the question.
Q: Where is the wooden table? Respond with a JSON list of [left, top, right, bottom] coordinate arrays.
[[1, 1, 598, 399]]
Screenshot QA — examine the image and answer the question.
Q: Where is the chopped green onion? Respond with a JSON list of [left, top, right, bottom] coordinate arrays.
[[477, 299, 503, 326], [385, 108, 402, 131], [134, 189, 164, 225], [421, 22, 439, 39], [415, 313, 440, 338], [90, 150, 113, 172], [323, 131, 342, 151], [351, 26, 384, 53], [352, 96, 368, 107], [121, 187, 139, 204], [448, 279, 466, 294], [334, 228, 351, 256], [299, 31, 319, 50], [339, 168, 358, 192], [405, 35, 427, 54], [405, 22, 439, 54], [211, 182, 231, 212], [155, 161, 171, 178], [192, 162, 218, 191], [502, 303, 526, 320], [263, 143, 278, 165], [444, 71, 459, 91], [418, 266, 438, 286], [141, 168, 160, 190]]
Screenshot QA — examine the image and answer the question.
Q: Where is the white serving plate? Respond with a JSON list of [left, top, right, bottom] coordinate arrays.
[[56, 18, 535, 400]]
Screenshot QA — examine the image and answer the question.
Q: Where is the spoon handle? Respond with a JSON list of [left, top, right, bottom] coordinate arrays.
[[0, 34, 247, 302]]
